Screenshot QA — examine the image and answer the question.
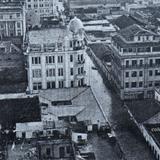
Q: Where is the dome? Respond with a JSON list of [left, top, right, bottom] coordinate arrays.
[[69, 17, 84, 34]]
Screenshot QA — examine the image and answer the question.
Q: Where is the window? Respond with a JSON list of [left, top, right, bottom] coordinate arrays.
[[28, 4, 31, 8], [66, 146, 71, 154], [58, 56, 63, 63], [149, 59, 153, 66], [139, 82, 143, 87], [125, 82, 129, 88], [16, 13, 20, 17], [126, 60, 129, 67], [57, 43, 62, 51], [155, 81, 160, 87], [46, 68, 55, 77], [149, 70, 153, 76], [148, 81, 153, 87], [138, 36, 141, 41], [70, 68, 73, 76], [131, 71, 137, 77], [155, 70, 160, 76], [70, 55, 73, 62], [59, 81, 64, 88], [46, 148, 51, 156], [58, 68, 63, 76], [46, 56, 55, 64], [139, 71, 143, 77], [71, 81, 74, 87], [47, 81, 55, 89], [32, 69, 41, 78], [132, 60, 137, 67], [139, 60, 143, 66], [17, 22, 21, 28], [32, 57, 41, 64], [131, 82, 137, 88], [33, 82, 42, 90], [125, 72, 129, 78], [155, 59, 160, 65]]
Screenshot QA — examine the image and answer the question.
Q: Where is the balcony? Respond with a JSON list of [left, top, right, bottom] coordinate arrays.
[[76, 59, 85, 65]]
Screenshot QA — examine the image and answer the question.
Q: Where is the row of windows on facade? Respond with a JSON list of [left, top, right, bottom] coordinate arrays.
[[0, 13, 21, 19], [125, 59, 160, 67], [0, 22, 21, 29], [32, 67, 84, 78], [125, 70, 160, 77], [125, 81, 160, 88], [33, 79, 84, 90], [32, 55, 84, 65], [113, 44, 160, 54]]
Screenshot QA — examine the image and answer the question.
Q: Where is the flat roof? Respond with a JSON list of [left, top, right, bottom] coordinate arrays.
[[28, 28, 71, 45], [125, 99, 160, 123]]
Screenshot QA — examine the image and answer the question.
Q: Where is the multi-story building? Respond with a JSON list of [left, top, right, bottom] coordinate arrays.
[[110, 24, 160, 100], [25, 17, 86, 93], [26, 0, 64, 17], [0, 1, 26, 38]]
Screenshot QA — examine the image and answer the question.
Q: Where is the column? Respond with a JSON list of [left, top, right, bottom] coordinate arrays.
[[41, 54, 47, 89], [64, 52, 69, 87], [28, 55, 33, 93]]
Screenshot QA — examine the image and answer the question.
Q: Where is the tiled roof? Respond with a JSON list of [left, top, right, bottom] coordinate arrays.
[[113, 15, 139, 30], [119, 24, 155, 41], [125, 99, 160, 123], [40, 87, 106, 124], [89, 43, 112, 62]]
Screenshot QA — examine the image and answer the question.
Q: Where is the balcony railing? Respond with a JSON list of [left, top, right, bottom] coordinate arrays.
[[75, 71, 86, 79], [77, 59, 85, 65]]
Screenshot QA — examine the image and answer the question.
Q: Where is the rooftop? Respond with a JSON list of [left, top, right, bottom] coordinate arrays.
[[40, 87, 106, 124], [125, 99, 160, 123], [28, 28, 71, 45], [119, 24, 155, 41], [89, 43, 112, 62], [144, 123, 160, 150], [113, 15, 143, 30]]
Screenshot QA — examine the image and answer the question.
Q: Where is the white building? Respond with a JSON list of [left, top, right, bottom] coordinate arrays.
[[0, 2, 26, 38], [26, 17, 86, 93], [26, 0, 64, 17]]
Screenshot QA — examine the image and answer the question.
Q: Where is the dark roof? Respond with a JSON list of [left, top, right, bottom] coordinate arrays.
[[119, 24, 155, 41], [125, 99, 160, 123], [0, 97, 41, 129], [144, 123, 160, 149], [89, 43, 112, 62], [112, 35, 160, 48], [113, 15, 139, 30]]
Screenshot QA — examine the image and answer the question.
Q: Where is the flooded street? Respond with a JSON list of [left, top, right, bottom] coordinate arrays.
[[85, 53, 155, 160]]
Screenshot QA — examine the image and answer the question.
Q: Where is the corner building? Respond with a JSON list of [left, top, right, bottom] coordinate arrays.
[[26, 17, 86, 93], [111, 24, 160, 100]]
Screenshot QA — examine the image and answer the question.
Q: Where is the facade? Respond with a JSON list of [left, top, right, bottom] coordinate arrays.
[[37, 139, 74, 160], [111, 24, 160, 100], [25, 0, 64, 17], [26, 17, 86, 93], [0, 2, 26, 38]]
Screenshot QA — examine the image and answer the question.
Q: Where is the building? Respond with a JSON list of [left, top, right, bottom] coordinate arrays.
[[0, 1, 26, 39], [37, 139, 74, 160], [110, 24, 160, 100], [84, 19, 116, 44], [40, 87, 106, 130], [125, 99, 160, 160], [25, 0, 64, 17], [25, 17, 87, 93], [0, 40, 27, 93]]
